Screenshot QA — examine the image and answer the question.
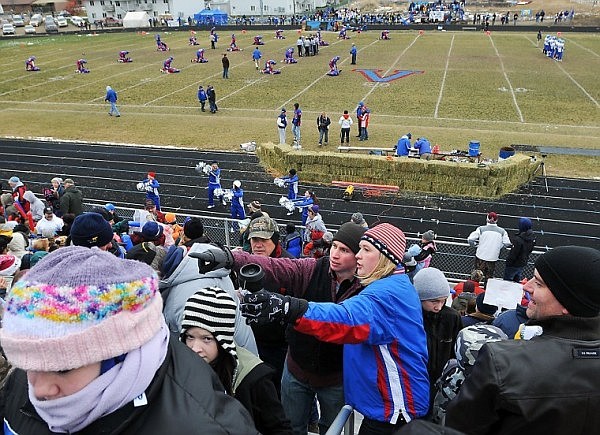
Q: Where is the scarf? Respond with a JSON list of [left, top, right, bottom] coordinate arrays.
[[29, 320, 169, 433]]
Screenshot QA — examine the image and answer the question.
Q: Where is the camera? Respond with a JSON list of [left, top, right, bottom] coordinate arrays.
[[239, 263, 265, 293]]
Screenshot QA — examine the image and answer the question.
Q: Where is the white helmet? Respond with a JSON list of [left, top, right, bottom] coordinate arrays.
[[233, 180, 242, 188]]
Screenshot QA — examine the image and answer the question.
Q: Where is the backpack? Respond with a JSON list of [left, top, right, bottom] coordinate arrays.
[[431, 359, 465, 424]]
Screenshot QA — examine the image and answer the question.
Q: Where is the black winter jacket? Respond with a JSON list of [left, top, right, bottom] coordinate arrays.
[[0, 339, 258, 435], [422, 307, 463, 406], [505, 229, 535, 268], [446, 315, 600, 435]]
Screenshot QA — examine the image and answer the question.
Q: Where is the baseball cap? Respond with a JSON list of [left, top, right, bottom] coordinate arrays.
[[248, 216, 278, 239], [43, 206, 54, 215]]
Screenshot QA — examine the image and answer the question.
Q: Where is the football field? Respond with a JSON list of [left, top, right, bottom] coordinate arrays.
[[0, 29, 598, 175]]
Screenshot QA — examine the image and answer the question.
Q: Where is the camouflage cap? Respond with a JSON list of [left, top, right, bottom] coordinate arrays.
[[248, 216, 278, 240], [455, 325, 508, 374]]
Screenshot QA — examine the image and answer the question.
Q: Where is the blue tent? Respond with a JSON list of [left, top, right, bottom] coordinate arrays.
[[194, 9, 228, 26]]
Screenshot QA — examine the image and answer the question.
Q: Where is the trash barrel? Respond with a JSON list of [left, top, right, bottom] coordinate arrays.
[[469, 141, 480, 157], [499, 146, 516, 159]]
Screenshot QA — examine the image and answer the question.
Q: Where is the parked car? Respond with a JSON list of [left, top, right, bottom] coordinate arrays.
[[44, 18, 58, 33], [103, 16, 122, 27], [24, 24, 36, 34], [70, 16, 84, 26], [56, 16, 68, 27], [30, 14, 43, 26], [12, 15, 25, 27], [2, 23, 16, 35]]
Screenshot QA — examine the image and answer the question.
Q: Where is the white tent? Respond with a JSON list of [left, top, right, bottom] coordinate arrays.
[[122, 11, 151, 28]]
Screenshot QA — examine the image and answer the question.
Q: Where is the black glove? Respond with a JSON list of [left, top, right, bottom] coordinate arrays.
[[241, 290, 308, 326], [188, 244, 234, 274]]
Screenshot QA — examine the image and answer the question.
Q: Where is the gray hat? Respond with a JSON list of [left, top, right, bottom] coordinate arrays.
[[413, 267, 450, 301], [64, 178, 75, 185], [421, 230, 435, 242]]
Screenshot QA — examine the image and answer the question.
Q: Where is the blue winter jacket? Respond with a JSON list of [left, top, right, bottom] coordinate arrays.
[[413, 138, 431, 155], [396, 136, 411, 156], [105, 88, 118, 103], [294, 272, 430, 424]]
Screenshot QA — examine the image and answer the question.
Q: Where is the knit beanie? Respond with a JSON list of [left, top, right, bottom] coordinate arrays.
[[70, 212, 114, 248], [351, 212, 366, 226], [0, 246, 163, 371], [164, 212, 177, 224], [361, 223, 406, 265], [475, 293, 498, 316], [518, 217, 532, 232], [183, 217, 204, 239], [422, 230, 435, 242], [487, 212, 498, 224], [534, 246, 600, 317], [333, 222, 366, 254], [181, 287, 237, 363], [413, 267, 451, 301]]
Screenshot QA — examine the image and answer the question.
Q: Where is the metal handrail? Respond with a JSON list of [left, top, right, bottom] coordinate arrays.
[[325, 405, 355, 435]]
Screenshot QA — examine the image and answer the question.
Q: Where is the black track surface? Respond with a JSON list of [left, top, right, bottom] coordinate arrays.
[[1, 139, 598, 250]]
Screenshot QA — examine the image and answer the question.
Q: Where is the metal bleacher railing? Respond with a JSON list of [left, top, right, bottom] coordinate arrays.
[[96, 204, 542, 283]]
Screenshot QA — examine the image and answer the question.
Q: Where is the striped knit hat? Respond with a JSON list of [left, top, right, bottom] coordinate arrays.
[[361, 223, 406, 265], [0, 246, 163, 372], [181, 287, 237, 363]]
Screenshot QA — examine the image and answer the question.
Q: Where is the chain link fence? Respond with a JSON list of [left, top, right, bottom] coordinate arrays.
[[89, 203, 542, 283]]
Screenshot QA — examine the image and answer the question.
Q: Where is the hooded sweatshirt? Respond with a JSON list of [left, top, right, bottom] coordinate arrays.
[[23, 191, 45, 221]]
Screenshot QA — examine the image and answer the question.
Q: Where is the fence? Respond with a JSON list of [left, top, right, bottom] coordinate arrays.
[[95, 203, 542, 283]]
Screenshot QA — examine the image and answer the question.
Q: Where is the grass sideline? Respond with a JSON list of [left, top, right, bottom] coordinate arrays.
[[0, 29, 598, 179]]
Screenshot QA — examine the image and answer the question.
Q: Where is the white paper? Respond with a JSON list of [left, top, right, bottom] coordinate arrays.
[[484, 279, 523, 310]]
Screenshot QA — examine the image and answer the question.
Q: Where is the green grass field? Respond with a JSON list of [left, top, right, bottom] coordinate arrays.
[[1, 29, 598, 178]]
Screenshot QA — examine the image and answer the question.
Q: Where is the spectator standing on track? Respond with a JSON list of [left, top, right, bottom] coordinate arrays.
[[467, 212, 511, 282], [503, 217, 535, 282], [59, 178, 84, 217], [105, 85, 120, 117]]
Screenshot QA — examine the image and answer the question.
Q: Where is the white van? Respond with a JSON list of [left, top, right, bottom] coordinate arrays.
[[30, 14, 43, 26]]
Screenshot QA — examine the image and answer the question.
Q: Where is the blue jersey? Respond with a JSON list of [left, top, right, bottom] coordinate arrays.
[[208, 168, 221, 186], [282, 174, 299, 199]]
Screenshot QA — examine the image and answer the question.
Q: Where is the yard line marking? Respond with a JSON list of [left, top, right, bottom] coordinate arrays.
[[143, 43, 258, 106], [6, 101, 600, 132], [523, 35, 538, 48], [489, 34, 524, 123], [555, 62, 600, 108], [434, 34, 455, 119], [569, 39, 600, 58], [277, 38, 369, 109], [31, 63, 153, 102], [360, 34, 421, 103]]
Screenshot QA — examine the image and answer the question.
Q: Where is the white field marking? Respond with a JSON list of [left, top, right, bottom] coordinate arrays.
[[523, 35, 538, 48], [10, 106, 599, 138], [488, 34, 524, 123], [32, 63, 153, 102], [0, 33, 150, 86], [434, 34, 455, 119], [277, 37, 363, 109], [219, 76, 267, 102], [555, 61, 600, 108], [568, 39, 600, 58], [142, 42, 259, 106], [359, 34, 422, 104]]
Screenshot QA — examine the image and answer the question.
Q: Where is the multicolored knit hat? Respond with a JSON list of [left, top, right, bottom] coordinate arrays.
[[181, 287, 237, 363], [361, 223, 406, 265], [0, 246, 163, 371]]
